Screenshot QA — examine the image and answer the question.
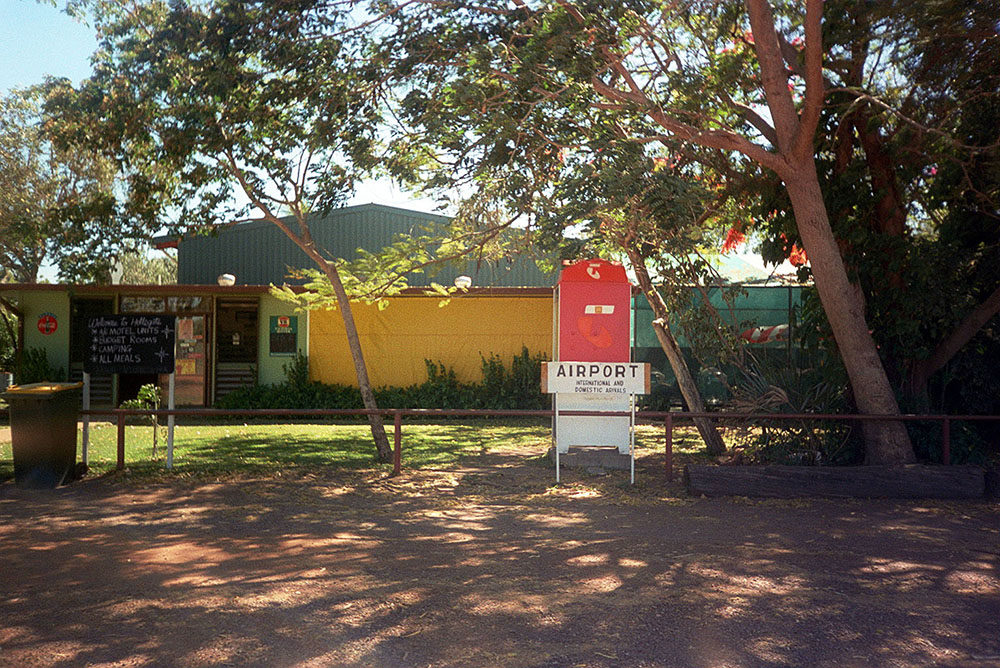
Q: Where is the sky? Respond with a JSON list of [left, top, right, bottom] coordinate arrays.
[[0, 0, 440, 214], [0, 1, 95, 92]]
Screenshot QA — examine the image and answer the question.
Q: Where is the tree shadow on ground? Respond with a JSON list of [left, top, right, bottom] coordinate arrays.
[[0, 453, 997, 668]]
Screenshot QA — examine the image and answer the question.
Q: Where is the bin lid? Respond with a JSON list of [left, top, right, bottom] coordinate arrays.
[[3, 382, 83, 396]]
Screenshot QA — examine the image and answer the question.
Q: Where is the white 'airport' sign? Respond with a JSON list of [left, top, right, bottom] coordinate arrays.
[[542, 362, 650, 396]]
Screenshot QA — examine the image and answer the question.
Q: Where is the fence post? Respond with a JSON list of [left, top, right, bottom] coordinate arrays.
[[393, 410, 402, 476], [942, 417, 951, 466], [665, 413, 673, 481], [116, 411, 126, 471]]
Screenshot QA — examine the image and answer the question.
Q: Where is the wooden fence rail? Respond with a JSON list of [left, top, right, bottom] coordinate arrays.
[[68, 407, 1000, 478]]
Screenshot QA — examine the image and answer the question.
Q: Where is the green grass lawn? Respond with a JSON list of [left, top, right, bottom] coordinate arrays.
[[0, 419, 708, 481]]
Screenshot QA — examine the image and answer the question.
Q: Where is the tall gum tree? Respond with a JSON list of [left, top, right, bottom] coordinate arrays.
[[521, 140, 734, 456], [791, 0, 1000, 409], [381, 0, 915, 463], [623, 0, 913, 462], [47, 1, 394, 460]]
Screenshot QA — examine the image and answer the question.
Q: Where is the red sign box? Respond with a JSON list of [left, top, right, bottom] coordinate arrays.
[[556, 259, 631, 363]]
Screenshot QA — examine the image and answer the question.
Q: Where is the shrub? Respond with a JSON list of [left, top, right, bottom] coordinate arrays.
[[120, 383, 165, 456], [726, 350, 864, 465], [216, 349, 549, 410], [480, 347, 549, 410], [379, 361, 480, 409], [282, 351, 309, 387], [15, 347, 65, 384]]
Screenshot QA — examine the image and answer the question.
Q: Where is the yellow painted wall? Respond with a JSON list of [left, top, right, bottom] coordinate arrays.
[[309, 294, 553, 387]]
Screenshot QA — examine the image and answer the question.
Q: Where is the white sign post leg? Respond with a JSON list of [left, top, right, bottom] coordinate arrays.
[[630, 395, 636, 485], [166, 372, 176, 469], [554, 395, 560, 483], [82, 372, 90, 465]]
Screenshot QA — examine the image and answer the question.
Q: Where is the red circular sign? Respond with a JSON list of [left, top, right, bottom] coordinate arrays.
[[37, 313, 58, 335]]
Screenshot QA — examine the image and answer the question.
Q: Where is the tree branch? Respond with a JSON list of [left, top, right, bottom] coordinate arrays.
[[589, 76, 785, 172], [915, 283, 1000, 386], [720, 90, 779, 147], [745, 0, 799, 152], [792, 0, 825, 160]]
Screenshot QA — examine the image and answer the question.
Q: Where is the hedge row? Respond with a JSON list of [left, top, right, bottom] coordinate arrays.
[[216, 349, 552, 411]]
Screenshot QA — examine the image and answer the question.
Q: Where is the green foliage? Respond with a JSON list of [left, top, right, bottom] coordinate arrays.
[[218, 349, 550, 411], [282, 351, 310, 388], [727, 349, 863, 466], [905, 421, 992, 467], [115, 244, 176, 285], [120, 383, 164, 458], [51, 0, 453, 305], [479, 348, 550, 410], [120, 383, 161, 413], [1, 85, 120, 283], [49, 0, 380, 233], [751, 0, 1000, 417], [378, 361, 480, 410], [639, 383, 676, 413], [215, 350, 365, 410], [0, 308, 16, 371], [216, 374, 362, 412], [14, 347, 65, 384], [731, 422, 860, 467]]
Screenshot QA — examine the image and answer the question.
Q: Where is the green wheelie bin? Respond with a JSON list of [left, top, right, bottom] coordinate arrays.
[[3, 382, 82, 489]]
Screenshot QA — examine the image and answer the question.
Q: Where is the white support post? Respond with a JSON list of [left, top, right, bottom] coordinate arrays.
[[629, 395, 636, 485], [166, 372, 176, 469], [82, 372, 91, 465], [554, 395, 560, 484]]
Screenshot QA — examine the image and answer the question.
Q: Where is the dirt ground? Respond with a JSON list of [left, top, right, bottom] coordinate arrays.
[[0, 448, 998, 668]]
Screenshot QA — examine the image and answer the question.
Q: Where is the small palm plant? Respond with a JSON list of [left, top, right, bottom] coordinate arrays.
[[120, 383, 163, 458]]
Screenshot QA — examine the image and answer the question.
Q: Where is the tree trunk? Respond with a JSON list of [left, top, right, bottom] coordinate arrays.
[[628, 250, 728, 457], [258, 204, 393, 464], [782, 163, 915, 464], [320, 261, 393, 463], [650, 317, 728, 457]]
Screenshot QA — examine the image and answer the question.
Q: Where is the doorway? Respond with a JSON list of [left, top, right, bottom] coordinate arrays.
[[215, 299, 258, 402]]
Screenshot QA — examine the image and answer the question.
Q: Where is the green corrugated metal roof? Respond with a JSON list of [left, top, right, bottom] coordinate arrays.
[[174, 203, 557, 288]]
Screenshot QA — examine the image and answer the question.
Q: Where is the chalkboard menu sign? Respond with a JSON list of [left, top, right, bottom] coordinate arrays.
[[85, 315, 177, 374]]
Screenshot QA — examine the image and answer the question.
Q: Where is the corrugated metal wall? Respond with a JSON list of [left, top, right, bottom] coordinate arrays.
[[177, 203, 557, 288], [632, 285, 805, 404], [632, 285, 802, 348]]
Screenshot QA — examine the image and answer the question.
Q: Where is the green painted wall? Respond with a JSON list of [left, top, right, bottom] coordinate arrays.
[[257, 293, 306, 386], [18, 290, 71, 378]]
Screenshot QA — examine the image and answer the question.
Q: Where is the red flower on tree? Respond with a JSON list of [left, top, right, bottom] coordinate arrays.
[[721, 228, 746, 254], [788, 244, 808, 266], [780, 233, 808, 266]]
